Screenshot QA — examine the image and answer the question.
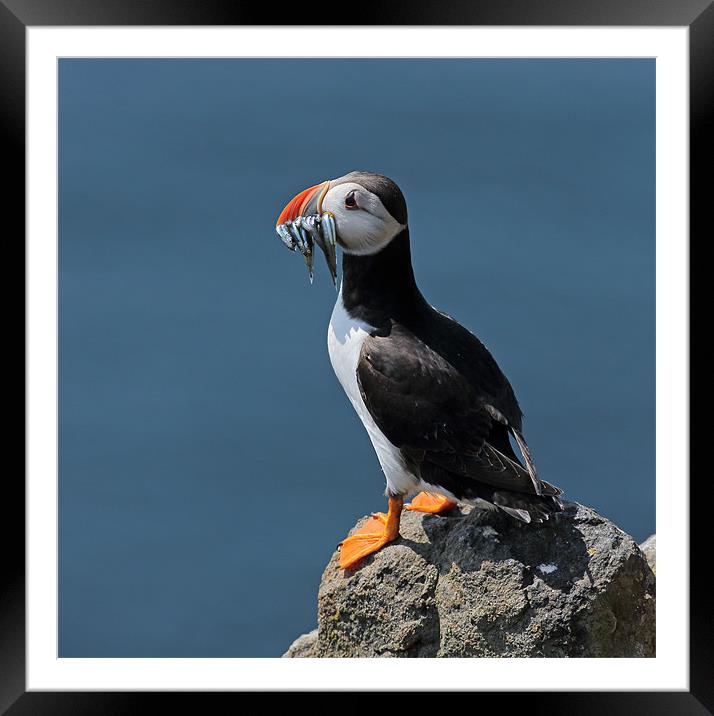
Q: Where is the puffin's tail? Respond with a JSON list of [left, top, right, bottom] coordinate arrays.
[[487, 482, 564, 524]]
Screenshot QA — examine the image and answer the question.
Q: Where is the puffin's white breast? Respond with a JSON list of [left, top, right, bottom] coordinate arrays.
[[327, 290, 419, 496]]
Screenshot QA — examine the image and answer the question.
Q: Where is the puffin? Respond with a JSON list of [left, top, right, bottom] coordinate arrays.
[[275, 171, 563, 570]]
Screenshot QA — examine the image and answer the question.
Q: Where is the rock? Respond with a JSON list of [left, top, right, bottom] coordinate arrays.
[[283, 501, 655, 658], [282, 629, 318, 658], [639, 534, 656, 574]]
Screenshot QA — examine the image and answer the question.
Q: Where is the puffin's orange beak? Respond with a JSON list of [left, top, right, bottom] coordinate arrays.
[[276, 181, 330, 227], [275, 179, 337, 286]]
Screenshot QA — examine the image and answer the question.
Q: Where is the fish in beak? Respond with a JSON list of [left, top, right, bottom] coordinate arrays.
[[275, 180, 337, 285]]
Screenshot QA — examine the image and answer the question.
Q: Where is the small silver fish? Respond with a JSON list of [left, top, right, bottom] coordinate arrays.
[[276, 223, 296, 251], [276, 212, 338, 287], [320, 212, 337, 286]]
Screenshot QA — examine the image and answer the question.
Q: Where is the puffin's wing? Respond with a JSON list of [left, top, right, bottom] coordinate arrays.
[[357, 327, 490, 452], [356, 325, 547, 496], [483, 403, 542, 495]]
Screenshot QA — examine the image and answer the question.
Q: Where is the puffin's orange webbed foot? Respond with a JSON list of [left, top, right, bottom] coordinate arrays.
[[338, 513, 393, 569], [406, 491, 457, 514], [338, 497, 403, 569]]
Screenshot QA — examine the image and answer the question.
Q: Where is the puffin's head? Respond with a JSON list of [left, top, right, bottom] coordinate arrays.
[[275, 171, 408, 283]]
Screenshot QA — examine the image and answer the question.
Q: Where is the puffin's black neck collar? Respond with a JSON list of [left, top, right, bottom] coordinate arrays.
[[340, 229, 427, 329]]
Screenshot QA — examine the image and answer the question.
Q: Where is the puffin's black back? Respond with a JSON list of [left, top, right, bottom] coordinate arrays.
[[341, 228, 523, 430]]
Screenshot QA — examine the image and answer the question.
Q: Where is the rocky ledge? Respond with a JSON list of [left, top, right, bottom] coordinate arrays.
[[284, 502, 656, 658]]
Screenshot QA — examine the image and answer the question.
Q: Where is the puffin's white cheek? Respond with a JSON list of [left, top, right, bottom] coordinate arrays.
[[336, 213, 383, 248]]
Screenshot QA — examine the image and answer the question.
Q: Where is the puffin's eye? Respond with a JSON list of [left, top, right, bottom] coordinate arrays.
[[345, 191, 358, 209]]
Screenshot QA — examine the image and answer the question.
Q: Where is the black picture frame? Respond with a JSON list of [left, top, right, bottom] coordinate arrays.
[[5, 0, 709, 711]]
